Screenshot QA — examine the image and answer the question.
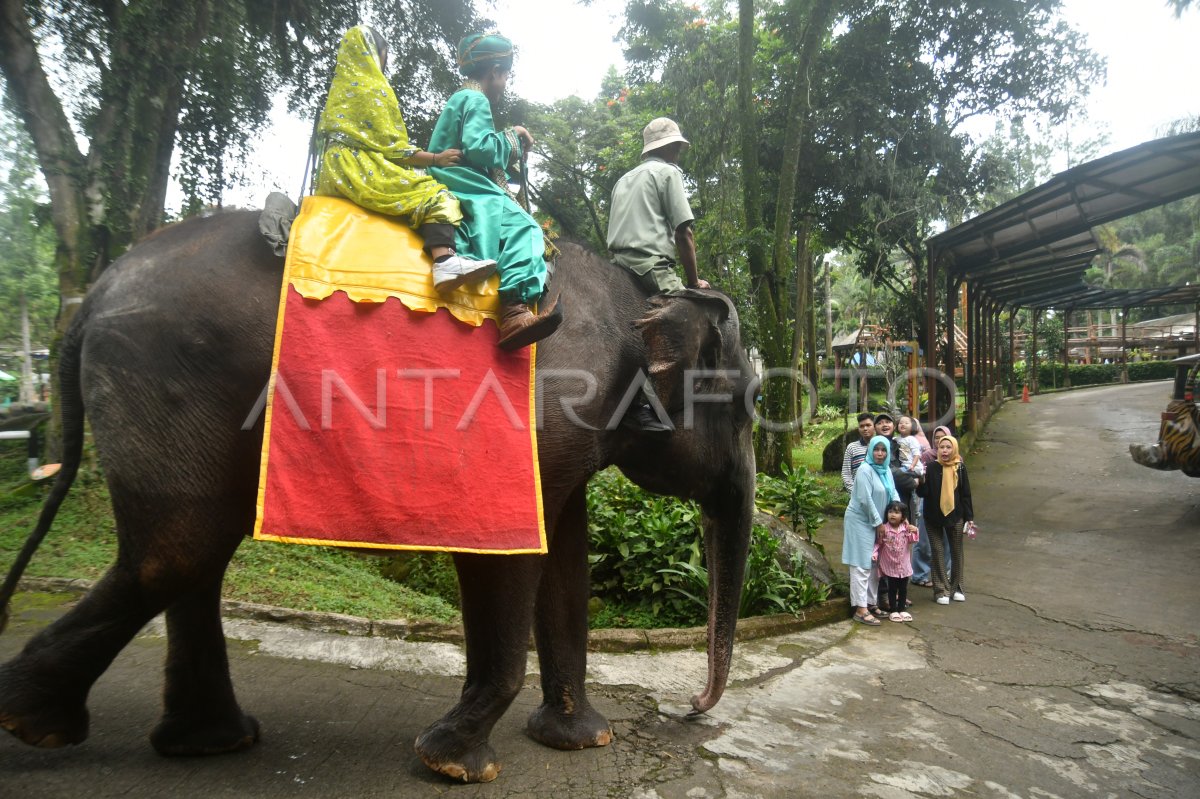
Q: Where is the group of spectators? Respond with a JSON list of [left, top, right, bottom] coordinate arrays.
[[840, 411, 976, 626]]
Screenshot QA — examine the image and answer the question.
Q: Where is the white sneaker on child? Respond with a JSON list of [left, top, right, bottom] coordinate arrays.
[[936, 596, 950, 605], [433, 255, 498, 293], [952, 591, 966, 602]]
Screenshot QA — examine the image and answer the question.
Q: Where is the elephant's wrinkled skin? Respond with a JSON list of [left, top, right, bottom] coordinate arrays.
[[0, 211, 756, 783]]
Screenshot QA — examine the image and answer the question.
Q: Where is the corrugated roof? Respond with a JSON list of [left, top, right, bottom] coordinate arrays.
[[927, 131, 1200, 310]]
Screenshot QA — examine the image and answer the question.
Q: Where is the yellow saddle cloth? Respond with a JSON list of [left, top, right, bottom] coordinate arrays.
[[286, 195, 502, 323]]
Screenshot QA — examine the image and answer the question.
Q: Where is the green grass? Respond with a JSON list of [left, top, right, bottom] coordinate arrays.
[[3, 425, 843, 630], [791, 416, 851, 504], [0, 446, 458, 622]]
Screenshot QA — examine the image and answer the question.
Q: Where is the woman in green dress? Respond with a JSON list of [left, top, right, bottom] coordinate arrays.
[[427, 33, 561, 350], [315, 26, 495, 292]]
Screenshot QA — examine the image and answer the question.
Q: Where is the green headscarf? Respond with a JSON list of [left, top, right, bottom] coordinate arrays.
[[456, 33, 514, 76], [318, 26, 413, 158]]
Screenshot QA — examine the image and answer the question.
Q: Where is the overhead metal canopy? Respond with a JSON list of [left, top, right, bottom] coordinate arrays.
[[927, 131, 1200, 310]]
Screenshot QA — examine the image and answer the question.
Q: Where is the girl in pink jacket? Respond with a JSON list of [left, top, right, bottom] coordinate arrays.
[[875, 500, 920, 622]]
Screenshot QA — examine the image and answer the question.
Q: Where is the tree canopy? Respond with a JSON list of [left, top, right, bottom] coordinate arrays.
[[0, 0, 480, 309], [527, 0, 1107, 470]]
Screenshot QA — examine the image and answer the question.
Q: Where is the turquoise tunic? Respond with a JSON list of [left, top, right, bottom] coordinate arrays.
[[842, 463, 899, 570], [428, 87, 547, 305]]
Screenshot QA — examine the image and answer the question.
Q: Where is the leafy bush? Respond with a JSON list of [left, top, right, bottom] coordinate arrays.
[[587, 469, 704, 626], [1020, 359, 1174, 389], [587, 467, 831, 627], [813, 403, 843, 422], [755, 462, 827, 540], [660, 524, 830, 619], [378, 552, 461, 608], [816, 385, 849, 410], [1126, 360, 1178, 381]]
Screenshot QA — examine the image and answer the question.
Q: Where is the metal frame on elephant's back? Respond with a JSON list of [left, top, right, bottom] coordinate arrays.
[[0, 210, 757, 783]]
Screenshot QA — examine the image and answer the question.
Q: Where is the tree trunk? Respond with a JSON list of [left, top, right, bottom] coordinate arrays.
[[1, 0, 201, 457], [18, 290, 36, 404], [790, 230, 810, 429], [744, 0, 838, 475], [824, 256, 833, 361], [737, 0, 787, 472]]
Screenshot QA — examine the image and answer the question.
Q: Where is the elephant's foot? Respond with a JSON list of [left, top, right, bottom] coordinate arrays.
[[526, 701, 613, 750], [414, 722, 502, 783], [150, 712, 260, 756], [0, 699, 89, 748]]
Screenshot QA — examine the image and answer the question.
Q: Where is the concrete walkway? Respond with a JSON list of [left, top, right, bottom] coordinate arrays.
[[2, 381, 1198, 797]]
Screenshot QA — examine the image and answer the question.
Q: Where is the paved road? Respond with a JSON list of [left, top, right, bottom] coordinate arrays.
[[2, 381, 1198, 797]]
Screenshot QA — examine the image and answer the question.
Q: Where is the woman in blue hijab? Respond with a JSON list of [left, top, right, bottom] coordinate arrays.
[[842, 435, 900, 625]]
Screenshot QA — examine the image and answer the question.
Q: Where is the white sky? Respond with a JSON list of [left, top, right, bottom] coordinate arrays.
[[218, 0, 1200, 209]]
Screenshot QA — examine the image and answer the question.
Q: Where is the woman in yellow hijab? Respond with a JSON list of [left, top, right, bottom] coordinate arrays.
[[315, 26, 495, 292], [916, 434, 974, 605]]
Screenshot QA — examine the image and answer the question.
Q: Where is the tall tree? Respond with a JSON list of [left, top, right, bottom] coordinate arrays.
[[614, 1, 1102, 473], [0, 109, 55, 402], [0, 0, 479, 320], [0, 0, 479, 450]]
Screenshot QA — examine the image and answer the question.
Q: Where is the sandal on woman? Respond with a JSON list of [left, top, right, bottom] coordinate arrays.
[[900, 612, 913, 622], [853, 612, 881, 626], [889, 612, 904, 623]]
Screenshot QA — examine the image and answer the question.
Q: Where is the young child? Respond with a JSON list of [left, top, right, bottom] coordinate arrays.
[[875, 500, 920, 622], [895, 415, 926, 477], [427, 32, 561, 350]]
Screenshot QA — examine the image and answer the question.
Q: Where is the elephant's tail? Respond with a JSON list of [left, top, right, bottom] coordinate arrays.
[[0, 320, 87, 635]]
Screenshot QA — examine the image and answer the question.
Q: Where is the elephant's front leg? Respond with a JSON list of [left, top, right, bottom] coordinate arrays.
[[414, 551, 543, 783], [526, 484, 613, 750]]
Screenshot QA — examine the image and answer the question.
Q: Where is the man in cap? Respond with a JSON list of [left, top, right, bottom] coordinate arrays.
[[607, 118, 709, 293]]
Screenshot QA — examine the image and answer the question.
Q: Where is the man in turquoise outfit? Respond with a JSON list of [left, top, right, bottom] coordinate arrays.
[[428, 33, 561, 351]]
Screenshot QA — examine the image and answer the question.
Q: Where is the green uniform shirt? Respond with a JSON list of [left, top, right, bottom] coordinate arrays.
[[607, 157, 694, 290]]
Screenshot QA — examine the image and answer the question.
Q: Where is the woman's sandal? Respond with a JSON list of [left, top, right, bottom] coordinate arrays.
[[889, 612, 904, 622], [853, 613, 881, 626], [900, 612, 913, 622]]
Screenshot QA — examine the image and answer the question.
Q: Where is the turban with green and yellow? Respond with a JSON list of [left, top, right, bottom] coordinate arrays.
[[456, 33, 514, 76]]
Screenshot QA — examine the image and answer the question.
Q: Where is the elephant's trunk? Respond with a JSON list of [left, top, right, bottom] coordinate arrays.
[[691, 461, 754, 714]]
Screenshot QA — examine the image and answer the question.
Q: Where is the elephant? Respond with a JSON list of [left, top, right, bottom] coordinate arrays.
[[0, 208, 757, 783]]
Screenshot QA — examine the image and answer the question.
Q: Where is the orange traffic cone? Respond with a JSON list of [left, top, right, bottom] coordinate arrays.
[[1021, 384, 1030, 403]]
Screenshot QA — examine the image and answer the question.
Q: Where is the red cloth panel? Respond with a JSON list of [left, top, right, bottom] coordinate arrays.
[[256, 288, 545, 553]]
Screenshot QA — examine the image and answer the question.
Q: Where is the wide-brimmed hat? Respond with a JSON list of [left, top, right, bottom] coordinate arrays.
[[641, 117, 689, 155]]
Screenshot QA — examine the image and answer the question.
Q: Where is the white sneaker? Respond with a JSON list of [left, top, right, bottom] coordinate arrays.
[[952, 591, 966, 602], [433, 255, 498, 293], [936, 596, 950, 605]]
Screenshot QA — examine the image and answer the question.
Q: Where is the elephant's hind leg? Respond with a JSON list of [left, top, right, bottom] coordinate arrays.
[[414, 552, 543, 783], [150, 576, 259, 756], [0, 567, 167, 748], [526, 484, 613, 750]]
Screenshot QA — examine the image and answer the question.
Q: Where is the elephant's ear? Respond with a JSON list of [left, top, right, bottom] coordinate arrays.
[[634, 290, 731, 412]]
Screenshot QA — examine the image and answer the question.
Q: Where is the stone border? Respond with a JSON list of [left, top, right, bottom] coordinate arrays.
[[15, 577, 849, 653]]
